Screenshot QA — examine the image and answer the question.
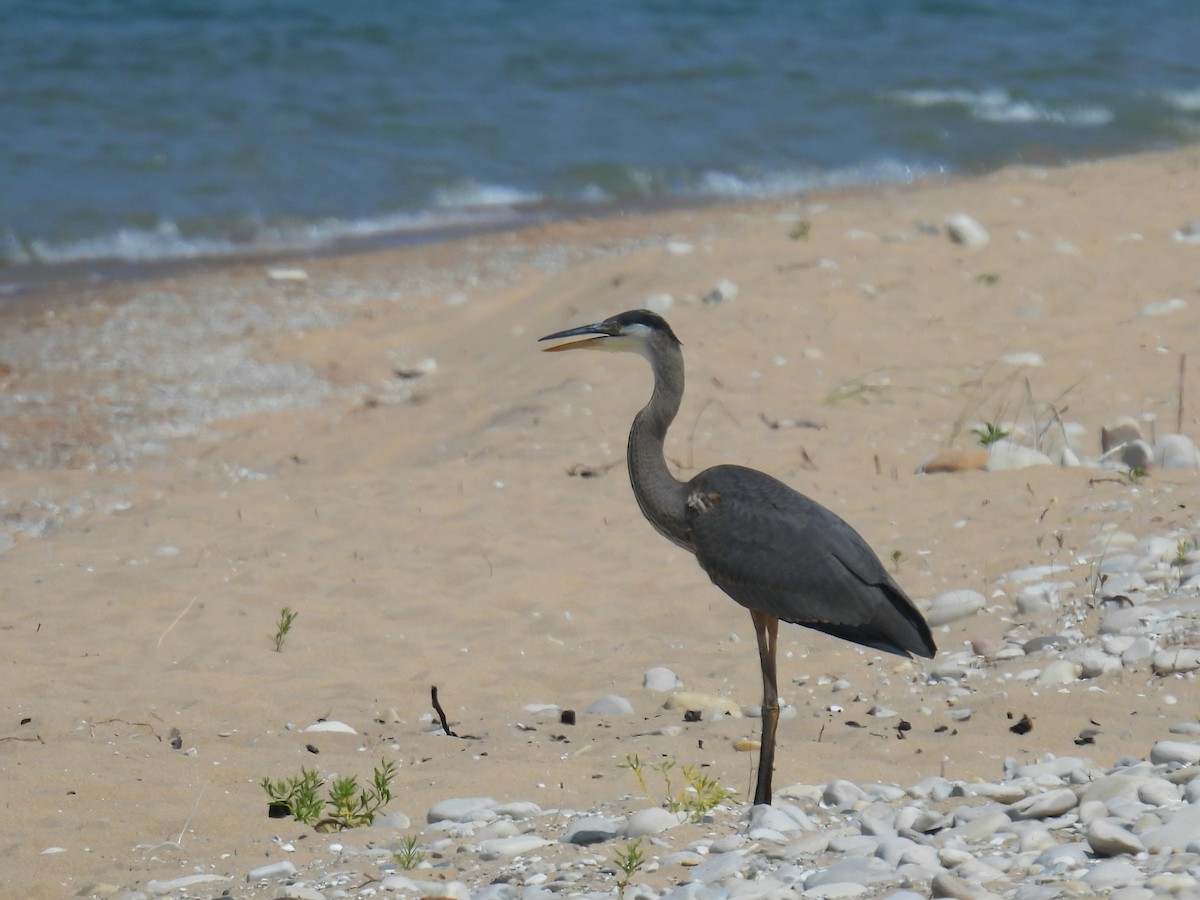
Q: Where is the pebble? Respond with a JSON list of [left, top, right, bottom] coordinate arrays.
[[586, 694, 636, 716], [247, 861, 298, 881], [644, 666, 684, 691], [926, 589, 986, 627], [944, 213, 990, 248], [1087, 819, 1146, 856]]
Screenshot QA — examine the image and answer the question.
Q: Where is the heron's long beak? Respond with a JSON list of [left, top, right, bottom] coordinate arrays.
[[538, 321, 612, 352]]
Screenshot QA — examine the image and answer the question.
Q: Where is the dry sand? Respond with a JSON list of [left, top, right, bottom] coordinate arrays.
[[2, 147, 1200, 897]]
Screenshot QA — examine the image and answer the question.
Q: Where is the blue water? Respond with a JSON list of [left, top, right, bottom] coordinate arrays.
[[3, 0, 1198, 269]]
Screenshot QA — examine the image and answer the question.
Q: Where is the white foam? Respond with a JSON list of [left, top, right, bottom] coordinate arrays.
[[1162, 88, 1200, 112], [14, 205, 529, 266], [888, 87, 1112, 126], [432, 181, 542, 209]]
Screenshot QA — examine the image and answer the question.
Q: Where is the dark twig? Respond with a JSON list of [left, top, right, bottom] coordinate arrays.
[[431, 686, 457, 737]]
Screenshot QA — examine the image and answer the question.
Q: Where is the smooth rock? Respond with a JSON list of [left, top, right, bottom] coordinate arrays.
[[304, 720, 357, 734], [689, 850, 747, 881], [1037, 658, 1081, 685], [1084, 858, 1144, 889], [1016, 583, 1061, 615], [427, 796, 496, 823], [1150, 741, 1200, 766], [379, 876, 469, 899], [561, 814, 622, 845], [478, 835, 553, 859], [1087, 818, 1146, 857], [1139, 803, 1200, 851], [1007, 788, 1077, 820], [1152, 648, 1200, 674], [644, 666, 684, 691], [945, 213, 990, 248], [822, 779, 867, 808], [146, 875, 232, 896], [626, 807, 685, 837], [926, 589, 986, 627], [1155, 434, 1200, 468], [986, 442, 1054, 471], [586, 694, 636, 716], [247, 861, 298, 881]]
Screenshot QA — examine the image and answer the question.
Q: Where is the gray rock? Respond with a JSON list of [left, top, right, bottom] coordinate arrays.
[[1152, 648, 1200, 674], [926, 589, 986, 627], [146, 875, 232, 896], [1139, 803, 1200, 852], [586, 694, 636, 716], [625, 807, 684, 837], [478, 835, 553, 860], [427, 796, 497, 823], [1150, 741, 1200, 766], [986, 441, 1053, 471], [1155, 434, 1200, 468], [1007, 788, 1078, 820], [561, 814, 622, 845], [1087, 818, 1146, 857], [643, 666, 683, 691], [822, 779, 868, 808], [689, 850, 748, 882], [1084, 858, 1145, 890]]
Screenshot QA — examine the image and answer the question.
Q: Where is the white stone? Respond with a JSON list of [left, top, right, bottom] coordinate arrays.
[[304, 720, 357, 734], [1087, 819, 1146, 857], [1037, 658, 1081, 685], [1153, 648, 1200, 674], [643, 666, 683, 691], [427, 796, 496, 823], [625, 807, 685, 837], [561, 814, 622, 844], [1016, 583, 1061, 615], [1150, 741, 1200, 766], [1156, 434, 1200, 468], [1007, 788, 1078, 820], [945, 213, 990, 248], [586, 694, 636, 716], [147, 875, 232, 896], [986, 441, 1054, 471], [926, 589, 986, 626], [247, 861, 299, 881], [478, 835, 552, 860]]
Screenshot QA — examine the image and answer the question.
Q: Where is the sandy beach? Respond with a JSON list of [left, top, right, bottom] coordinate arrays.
[[3, 148, 1200, 898]]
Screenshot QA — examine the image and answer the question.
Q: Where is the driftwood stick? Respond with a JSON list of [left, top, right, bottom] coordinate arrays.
[[431, 685, 457, 737]]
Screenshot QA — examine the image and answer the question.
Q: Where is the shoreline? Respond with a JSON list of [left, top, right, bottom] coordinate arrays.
[[3, 145, 1200, 897]]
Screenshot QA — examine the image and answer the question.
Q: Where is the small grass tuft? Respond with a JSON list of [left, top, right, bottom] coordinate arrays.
[[261, 759, 396, 830], [272, 606, 299, 652], [394, 834, 426, 870], [613, 839, 645, 900], [620, 753, 736, 822]]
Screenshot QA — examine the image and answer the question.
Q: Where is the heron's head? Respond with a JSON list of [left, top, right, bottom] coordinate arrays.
[[539, 309, 681, 361]]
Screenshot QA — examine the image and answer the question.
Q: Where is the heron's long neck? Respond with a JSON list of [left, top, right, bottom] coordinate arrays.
[[628, 344, 692, 550]]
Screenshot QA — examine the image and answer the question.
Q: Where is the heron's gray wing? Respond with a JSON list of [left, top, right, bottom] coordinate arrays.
[[685, 465, 935, 658]]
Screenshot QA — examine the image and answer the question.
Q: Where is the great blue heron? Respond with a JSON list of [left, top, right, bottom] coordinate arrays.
[[540, 309, 936, 806]]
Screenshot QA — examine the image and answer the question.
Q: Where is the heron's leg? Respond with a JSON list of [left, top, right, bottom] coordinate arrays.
[[751, 610, 780, 806]]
